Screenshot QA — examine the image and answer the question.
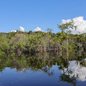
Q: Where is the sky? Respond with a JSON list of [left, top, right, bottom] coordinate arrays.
[[0, 0, 86, 32]]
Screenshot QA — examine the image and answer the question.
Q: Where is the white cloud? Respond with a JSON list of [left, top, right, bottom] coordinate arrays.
[[19, 26, 25, 32], [60, 16, 86, 34], [72, 16, 86, 34], [11, 30, 17, 32], [73, 16, 84, 26], [34, 27, 42, 32]]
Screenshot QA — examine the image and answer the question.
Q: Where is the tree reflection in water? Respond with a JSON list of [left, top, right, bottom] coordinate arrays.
[[0, 53, 86, 86]]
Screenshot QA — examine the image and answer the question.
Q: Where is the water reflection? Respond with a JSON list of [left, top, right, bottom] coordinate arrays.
[[60, 60, 86, 86], [0, 53, 86, 86], [62, 61, 86, 81]]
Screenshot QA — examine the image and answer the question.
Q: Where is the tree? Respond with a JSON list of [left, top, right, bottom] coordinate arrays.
[[59, 18, 76, 59]]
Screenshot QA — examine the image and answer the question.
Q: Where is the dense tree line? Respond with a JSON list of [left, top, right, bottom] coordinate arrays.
[[0, 31, 86, 58]]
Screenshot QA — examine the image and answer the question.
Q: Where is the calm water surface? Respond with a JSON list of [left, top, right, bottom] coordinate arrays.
[[0, 65, 71, 86], [0, 54, 86, 86]]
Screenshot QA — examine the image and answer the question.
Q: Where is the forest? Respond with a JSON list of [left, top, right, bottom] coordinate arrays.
[[0, 31, 86, 58]]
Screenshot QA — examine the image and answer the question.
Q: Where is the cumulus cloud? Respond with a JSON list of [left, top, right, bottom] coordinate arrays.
[[72, 16, 86, 34], [11, 30, 17, 32], [34, 27, 42, 32], [61, 16, 86, 34], [19, 26, 25, 32]]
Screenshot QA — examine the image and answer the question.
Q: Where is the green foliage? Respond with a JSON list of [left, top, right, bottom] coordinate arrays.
[[0, 31, 85, 57]]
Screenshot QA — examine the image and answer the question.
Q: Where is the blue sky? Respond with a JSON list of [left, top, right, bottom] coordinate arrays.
[[0, 0, 86, 32]]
